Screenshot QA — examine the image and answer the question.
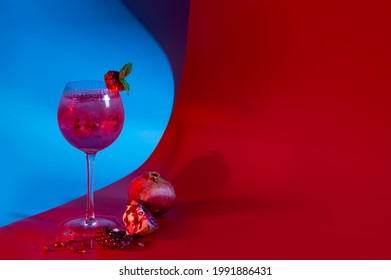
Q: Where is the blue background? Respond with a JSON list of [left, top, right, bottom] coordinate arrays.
[[0, 0, 173, 226]]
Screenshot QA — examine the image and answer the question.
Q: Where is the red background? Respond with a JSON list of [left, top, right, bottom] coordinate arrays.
[[0, 0, 390, 259]]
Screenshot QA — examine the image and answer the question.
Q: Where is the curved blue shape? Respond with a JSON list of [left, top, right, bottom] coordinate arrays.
[[0, 0, 173, 226]]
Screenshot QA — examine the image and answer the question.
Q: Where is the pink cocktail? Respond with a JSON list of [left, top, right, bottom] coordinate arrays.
[[57, 80, 125, 239], [58, 90, 124, 153]]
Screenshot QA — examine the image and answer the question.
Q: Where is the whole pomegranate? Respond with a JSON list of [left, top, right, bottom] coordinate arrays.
[[128, 171, 176, 216]]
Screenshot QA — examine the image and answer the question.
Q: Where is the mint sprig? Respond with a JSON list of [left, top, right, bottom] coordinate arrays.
[[119, 63, 132, 79], [119, 63, 132, 94], [120, 78, 130, 94]]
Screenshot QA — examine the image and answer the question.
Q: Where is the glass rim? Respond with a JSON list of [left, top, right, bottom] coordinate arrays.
[[64, 80, 107, 92]]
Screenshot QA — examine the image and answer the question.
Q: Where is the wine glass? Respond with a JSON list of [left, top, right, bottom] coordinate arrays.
[[57, 80, 124, 239]]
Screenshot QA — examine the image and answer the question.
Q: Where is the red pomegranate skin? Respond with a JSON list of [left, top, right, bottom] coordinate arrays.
[[122, 200, 159, 236], [128, 171, 176, 216]]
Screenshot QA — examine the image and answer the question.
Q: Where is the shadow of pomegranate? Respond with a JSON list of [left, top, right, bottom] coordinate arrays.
[[172, 151, 230, 200], [154, 151, 231, 239]]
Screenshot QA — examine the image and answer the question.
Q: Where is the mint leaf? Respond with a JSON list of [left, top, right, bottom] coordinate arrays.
[[119, 63, 132, 79], [120, 78, 130, 94]]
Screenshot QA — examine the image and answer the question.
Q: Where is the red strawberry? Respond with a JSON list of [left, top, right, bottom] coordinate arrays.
[[104, 63, 132, 94], [104, 71, 123, 92]]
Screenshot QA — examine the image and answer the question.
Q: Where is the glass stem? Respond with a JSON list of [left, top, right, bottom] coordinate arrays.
[[85, 153, 96, 226]]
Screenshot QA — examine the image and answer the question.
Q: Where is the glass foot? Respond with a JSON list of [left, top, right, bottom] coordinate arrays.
[[59, 216, 122, 241]]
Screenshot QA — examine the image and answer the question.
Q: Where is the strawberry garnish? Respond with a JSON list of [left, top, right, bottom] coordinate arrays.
[[104, 63, 132, 94]]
